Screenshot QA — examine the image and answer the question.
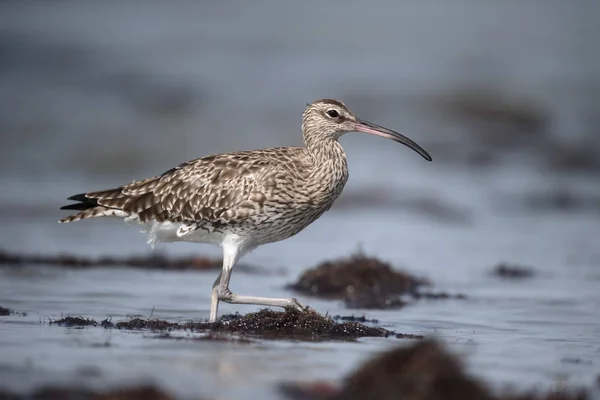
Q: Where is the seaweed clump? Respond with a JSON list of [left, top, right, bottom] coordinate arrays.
[[50, 316, 98, 327], [281, 340, 589, 400], [288, 254, 454, 309], [0, 385, 180, 400], [188, 309, 391, 340], [0, 249, 256, 273], [492, 262, 535, 279], [114, 318, 177, 331], [49, 309, 399, 341], [281, 340, 493, 400]]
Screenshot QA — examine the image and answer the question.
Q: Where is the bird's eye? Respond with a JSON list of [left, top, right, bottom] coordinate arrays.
[[326, 109, 340, 118]]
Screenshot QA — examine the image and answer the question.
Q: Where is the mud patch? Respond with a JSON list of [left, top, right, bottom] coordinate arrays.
[[0, 385, 180, 400], [281, 340, 590, 400], [492, 262, 535, 279], [49, 309, 400, 341], [288, 254, 465, 309], [0, 249, 262, 273]]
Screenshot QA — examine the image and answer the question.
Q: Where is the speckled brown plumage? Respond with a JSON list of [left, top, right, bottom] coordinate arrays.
[[59, 98, 431, 322], [61, 144, 347, 244], [60, 101, 354, 244]]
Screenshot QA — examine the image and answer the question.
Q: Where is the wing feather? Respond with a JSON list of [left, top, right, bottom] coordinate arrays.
[[65, 147, 305, 225]]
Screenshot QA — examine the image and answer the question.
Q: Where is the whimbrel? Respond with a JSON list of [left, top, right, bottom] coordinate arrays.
[[60, 99, 431, 322]]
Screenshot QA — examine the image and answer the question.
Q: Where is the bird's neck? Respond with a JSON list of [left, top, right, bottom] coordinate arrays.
[[303, 135, 349, 194], [304, 134, 346, 166]]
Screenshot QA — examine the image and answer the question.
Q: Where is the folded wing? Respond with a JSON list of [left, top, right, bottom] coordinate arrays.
[[59, 148, 299, 225]]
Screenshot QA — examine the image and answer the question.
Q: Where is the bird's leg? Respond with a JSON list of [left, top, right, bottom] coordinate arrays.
[[219, 292, 306, 312], [212, 242, 306, 320], [209, 272, 222, 323]]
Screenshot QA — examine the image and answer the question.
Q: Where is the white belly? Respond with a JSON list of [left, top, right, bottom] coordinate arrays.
[[130, 218, 258, 259], [136, 219, 220, 246]]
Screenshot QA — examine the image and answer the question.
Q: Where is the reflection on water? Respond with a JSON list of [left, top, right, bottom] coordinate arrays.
[[0, 1, 599, 399]]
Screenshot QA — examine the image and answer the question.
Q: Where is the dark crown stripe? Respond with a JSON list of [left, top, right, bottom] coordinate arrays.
[[314, 98, 347, 109]]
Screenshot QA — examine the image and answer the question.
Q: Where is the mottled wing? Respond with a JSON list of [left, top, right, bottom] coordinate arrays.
[[59, 148, 303, 227]]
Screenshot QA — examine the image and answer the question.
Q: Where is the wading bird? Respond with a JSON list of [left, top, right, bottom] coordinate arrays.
[[60, 99, 431, 322]]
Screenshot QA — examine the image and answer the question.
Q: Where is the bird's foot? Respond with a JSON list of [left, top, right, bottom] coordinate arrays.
[[215, 289, 313, 315], [285, 298, 315, 315], [216, 287, 234, 301]]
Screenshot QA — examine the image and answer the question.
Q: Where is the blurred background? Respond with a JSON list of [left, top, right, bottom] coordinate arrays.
[[1, 1, 599, 253], [0, 1, 599, 399]]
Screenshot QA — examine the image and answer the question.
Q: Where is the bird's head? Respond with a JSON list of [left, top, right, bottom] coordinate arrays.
[[302, 99, 432, 161]]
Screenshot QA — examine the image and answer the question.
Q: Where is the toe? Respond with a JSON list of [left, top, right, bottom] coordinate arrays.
[[291, 298, 308, 311]]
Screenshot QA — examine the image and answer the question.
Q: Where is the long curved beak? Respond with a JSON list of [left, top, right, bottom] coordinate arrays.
[[354, 119, 432, 161]]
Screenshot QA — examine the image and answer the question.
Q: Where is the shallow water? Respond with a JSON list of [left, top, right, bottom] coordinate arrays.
[[2, 163, 599, 399], [1, 1, 600, 399]]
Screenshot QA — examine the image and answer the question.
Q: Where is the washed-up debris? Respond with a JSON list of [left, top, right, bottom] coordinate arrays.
[[0, 306, 26, 317], [0, 249, 260, 273], [332, 315, 379, 324], [492, 262, 535, 279], [0, 385, 182, 400], [395, 333, 425, 339], [281, 340, 590, 400], [196, 309, 391, 340], [48, 309, 408, 341], [288, 254, 465, 309], [50, 316, 98, 327]]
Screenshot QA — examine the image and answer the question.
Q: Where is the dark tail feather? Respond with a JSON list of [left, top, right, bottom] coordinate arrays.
[[60, 193, 99, 210], [66, 193, 95, 203], [60, 203, 94, 211], [59, 190, 129, 223]]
